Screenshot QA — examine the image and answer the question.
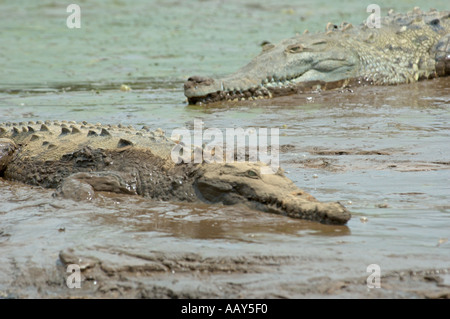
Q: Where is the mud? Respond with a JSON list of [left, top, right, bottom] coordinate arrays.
[[3, 242, 450, 299], [1, 77, 450, 299], [1, 176, 449, 299], [1, 0, 450, 299], [5, 244, 450, 299]]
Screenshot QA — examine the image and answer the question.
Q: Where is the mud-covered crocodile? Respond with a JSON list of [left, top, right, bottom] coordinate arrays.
[[0, 121, 350, 225], [184, 8, 450, 104]]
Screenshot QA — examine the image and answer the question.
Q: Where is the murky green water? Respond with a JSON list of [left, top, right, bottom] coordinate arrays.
[[0, 0, 449, 298]]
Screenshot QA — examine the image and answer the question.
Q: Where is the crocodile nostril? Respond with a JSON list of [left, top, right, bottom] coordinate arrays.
[[186, 76, 215, 85]]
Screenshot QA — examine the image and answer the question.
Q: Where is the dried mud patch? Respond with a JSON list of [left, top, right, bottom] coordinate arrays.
[[292, 157, 342, 171], [305, 147, 395, 156], [50, 247, 301, 298], [288, 147, 450, 173], [4, 247, 449, 299]]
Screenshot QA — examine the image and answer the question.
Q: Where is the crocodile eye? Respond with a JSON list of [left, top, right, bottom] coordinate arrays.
[[247, 170, 259, 178], [286, 44, 304, 53]]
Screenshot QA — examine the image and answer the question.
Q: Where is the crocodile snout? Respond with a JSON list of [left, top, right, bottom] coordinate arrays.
[[184, 76, 216, 90], [184, 76, 220, 101]]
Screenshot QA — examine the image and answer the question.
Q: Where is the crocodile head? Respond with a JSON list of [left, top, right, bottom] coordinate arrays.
[[193, 162, 351, 225], [184, 34, 359, 104]]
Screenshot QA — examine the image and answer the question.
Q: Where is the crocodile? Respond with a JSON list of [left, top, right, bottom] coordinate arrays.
[[184, 8, 450, 104], [0, 121, 350, 225]]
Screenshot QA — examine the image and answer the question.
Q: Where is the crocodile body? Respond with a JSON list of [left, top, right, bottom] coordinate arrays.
[[0, 121, 350, 225], [184, 8, 450, 104]]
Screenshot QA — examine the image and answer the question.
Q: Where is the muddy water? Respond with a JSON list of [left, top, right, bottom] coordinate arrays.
[[1, 0, 450, 298]]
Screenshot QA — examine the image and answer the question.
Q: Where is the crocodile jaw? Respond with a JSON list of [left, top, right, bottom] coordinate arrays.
[[194, 162, 351, 225], [184, 36, 359, 105]]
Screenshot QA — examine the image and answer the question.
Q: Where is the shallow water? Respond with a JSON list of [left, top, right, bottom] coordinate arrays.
[[0, 0, 449, 298]]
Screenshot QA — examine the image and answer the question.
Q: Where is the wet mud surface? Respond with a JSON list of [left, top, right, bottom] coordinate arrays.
[[1, 127, 449, 299], [1, 0, 450, 298]]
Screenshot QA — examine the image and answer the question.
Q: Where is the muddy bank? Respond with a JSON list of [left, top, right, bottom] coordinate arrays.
[[1, 179, 449, 299], [1, 0, 449, 299], [3, 244, 450, 299]]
